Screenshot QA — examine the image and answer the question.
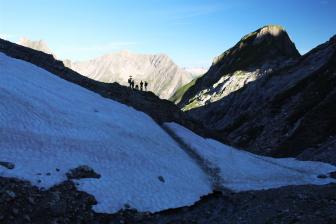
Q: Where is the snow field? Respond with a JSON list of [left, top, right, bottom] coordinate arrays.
[[0, 53, 211, 213]]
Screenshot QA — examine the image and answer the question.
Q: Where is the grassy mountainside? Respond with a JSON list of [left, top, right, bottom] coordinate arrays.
[[169, 78, 197, 104]]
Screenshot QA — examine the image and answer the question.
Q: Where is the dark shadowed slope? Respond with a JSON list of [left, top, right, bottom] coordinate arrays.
[[182, 32, 336, 163]]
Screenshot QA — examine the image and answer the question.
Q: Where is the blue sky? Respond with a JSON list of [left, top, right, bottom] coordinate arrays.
[[0, 0, 335, 67]]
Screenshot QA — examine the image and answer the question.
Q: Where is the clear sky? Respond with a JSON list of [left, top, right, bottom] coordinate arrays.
[[0, 0, 335, 67]]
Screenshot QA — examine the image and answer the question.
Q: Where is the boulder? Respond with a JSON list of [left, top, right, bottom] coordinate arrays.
[[66, 165, 101, 180], [0, 161, 15, 169]]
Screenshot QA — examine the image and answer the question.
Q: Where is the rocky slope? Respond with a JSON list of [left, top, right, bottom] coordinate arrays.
[[176, 25, 336, 163], [1, 176, 335, 224], [18, 39, 193, 99]]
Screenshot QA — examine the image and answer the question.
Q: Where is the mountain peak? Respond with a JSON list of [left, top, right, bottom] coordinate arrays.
[[18, 37, 53, 55], [213, 25, 300, 67], [257, 25, 285, 36], [240, 25, 285, 42], [178, 25, 301, 110]]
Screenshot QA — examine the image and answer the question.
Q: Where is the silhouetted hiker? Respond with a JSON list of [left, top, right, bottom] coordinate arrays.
[[128, 76, 132, 88], [131, 80, 135, 89], [140, 81, 144, 91], [135, 84, 139, 90], [144, 81, 148, 91]]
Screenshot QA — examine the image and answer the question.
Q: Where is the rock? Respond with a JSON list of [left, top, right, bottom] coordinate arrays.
[[329, 171, 336, 179], [23, 215, 31, 222], [5, 190, 16, 198], [158, 176, 165, 183], [46, 172, 51, 176], [56, 168, 60, 172], [0, 161, 15, 169], [28, 196, 36, 205], [0, 176, 98, 223], [124, 204, 131, 209], [66, 165, 101, 179], [11, 208, 19, 215], [318, 174, 328, 179]]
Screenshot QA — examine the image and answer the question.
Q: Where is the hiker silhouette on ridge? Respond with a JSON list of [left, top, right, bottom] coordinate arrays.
[[140, 81, 144, 91], [128, 76, 132, 88], [144, 81, 148, 91]]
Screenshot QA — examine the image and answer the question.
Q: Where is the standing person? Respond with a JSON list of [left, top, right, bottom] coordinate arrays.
[[128, 76, 132, 88], [140, 81, 144, 91], [131, 80, 135, 89], [144, 81, 148, 91]]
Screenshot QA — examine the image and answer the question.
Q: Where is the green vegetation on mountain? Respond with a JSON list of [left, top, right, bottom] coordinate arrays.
[[169, 78, 197, 104]]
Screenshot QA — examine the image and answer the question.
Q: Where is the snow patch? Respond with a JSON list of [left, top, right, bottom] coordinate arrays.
[[165, 123, 336, 191], [0, 53, 211, 213]]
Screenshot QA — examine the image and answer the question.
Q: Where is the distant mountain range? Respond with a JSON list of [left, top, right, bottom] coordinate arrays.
[[18, 38, 195, 99], [184, 67, 208, 78], [18, 37, 53, 55], [66, 51, 194, 99]]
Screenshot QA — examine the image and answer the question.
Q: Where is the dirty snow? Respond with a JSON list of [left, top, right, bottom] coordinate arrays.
[[165, 123, 336, 191]]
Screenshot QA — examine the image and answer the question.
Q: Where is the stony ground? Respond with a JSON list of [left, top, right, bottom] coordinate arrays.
[[1, 176, 335, 224]]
